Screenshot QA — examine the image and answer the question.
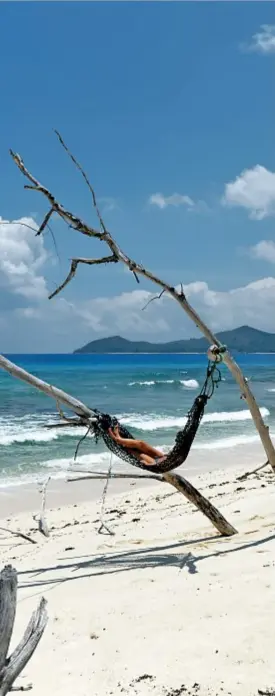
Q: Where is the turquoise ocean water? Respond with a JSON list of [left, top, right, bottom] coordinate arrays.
[[0, 353, 275, 487]]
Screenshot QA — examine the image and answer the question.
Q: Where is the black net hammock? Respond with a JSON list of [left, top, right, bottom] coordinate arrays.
[[90, 359, 222, 474]]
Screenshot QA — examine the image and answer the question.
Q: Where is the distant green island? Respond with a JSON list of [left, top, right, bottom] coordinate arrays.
[[74, 326, 275, 354]]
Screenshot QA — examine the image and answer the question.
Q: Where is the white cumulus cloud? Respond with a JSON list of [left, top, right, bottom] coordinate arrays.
[[0, 217, 48, 299], [222, 165, 275, 220], [149, 193, 209, 214], [149, 192, 194, 210], [8, 275, 275, 353], [71, 290, 170, 336], [250, 240, 275, 264], [244, 24, 275, 54]]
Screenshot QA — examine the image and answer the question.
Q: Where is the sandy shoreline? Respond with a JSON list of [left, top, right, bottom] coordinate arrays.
[[0, 435, 269, 518], [1, 455, 275, 696]]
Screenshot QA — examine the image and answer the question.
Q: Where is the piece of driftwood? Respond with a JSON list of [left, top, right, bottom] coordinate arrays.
[[68, 469, 237, 537], [0, 565, 48, 696], [0, 528, 36, 546], [0, 355, 97, 422], [237, 461, 269, 482], [33, 478, 51, 538], [98, 456, 115, 536], [9, 136, 275, 474], [163, 472, 237, 536]]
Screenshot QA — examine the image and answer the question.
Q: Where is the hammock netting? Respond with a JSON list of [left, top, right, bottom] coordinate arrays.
[[90, 360, 222, 474]]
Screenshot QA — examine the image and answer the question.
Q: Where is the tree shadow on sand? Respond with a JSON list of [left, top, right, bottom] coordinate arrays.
[[17, 530, 275, 594]]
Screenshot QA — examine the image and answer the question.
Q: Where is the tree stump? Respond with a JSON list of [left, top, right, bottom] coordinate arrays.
[[0, 565, 48, 696]]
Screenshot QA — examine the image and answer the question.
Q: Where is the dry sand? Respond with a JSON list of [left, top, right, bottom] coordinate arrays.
[[1, 462, 275, 696]]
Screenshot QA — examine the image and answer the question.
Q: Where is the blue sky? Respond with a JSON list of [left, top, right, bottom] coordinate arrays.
[[0, 2, 275, 352]]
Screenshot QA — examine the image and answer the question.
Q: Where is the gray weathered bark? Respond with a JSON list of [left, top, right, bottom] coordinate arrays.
[[0, 355, 97, 421], [0, 565, 48, 696], [163, 472, 237, 536]]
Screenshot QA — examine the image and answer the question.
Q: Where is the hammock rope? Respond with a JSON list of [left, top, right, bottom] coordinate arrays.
[[90, 354, 224, 474]]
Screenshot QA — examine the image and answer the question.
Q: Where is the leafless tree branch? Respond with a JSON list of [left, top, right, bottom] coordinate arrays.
[[67, 470, 163, 482], [54, 130, 108, 234], [142, 288, 166, 311], [49, 254, 118, 299], [9, 135, 275, 473], [0, 222, 38, 235], [9, 150, 104, 241], [36, 208, 55, 236]]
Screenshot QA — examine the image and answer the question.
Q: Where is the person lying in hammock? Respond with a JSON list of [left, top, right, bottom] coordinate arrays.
[[108, 425, 167, 467]]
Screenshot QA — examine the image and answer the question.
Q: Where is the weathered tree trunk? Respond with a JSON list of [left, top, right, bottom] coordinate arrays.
[[0, 355, 97, 421], [0, 565, 48, 696], [163, 472, 237, 537], [68, 469, 237, 537]]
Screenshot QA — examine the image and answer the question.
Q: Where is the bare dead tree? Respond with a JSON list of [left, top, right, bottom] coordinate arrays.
[[0, 565, 48, 696], [8, 134, 275, 474]]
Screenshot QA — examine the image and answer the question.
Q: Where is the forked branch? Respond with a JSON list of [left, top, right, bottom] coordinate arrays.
[[49, 255, 118, 299]]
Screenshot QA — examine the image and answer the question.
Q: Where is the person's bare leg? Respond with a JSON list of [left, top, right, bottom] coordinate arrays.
[[108, 427, 166, 464]]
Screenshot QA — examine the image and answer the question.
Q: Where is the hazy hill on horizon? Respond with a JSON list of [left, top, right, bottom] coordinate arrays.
[[74, 326, 275, 354]]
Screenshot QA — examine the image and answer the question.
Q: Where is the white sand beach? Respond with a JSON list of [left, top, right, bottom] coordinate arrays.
[[1, 455, 275, 696]]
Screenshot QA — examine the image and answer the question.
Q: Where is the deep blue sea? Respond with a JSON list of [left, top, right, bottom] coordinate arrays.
[[0, 353, 275, 487]]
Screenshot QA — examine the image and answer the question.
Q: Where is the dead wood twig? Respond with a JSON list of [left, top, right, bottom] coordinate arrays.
[[33, 478, 51, 538], [67, 469, 162, 482], [36, 207, 55, 236], [142, 288, 166, 311], [49, 255, 117, 299], [0, 527, 36, 546], [237, 461, 269, 482], [98, 455, 115, 536], [10, 685, 32, 692], [54, 130, 108, 233]]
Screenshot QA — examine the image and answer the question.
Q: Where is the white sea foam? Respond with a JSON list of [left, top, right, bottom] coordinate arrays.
[[0, 405, 270, 450], [267, 388, 275, 393], [128, 381, 155, 386], [180, 379, 199, 389], [128, 379, 195, 387], [0, 430, 59, 446], [121, 407, 270, 431], [0, 418, 89, 446]]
